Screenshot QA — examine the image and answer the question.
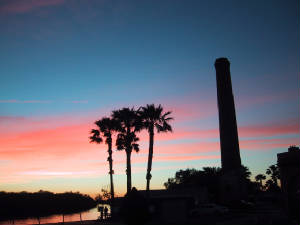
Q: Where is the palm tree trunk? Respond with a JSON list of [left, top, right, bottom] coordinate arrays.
[[108, 139, 115, 217], [260, 179, 262, 190], [126, 150, 132, 193], [146, 126, 154, 197]]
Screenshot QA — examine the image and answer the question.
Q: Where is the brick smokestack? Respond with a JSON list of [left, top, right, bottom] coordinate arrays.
[[215, 57, 241, 172]]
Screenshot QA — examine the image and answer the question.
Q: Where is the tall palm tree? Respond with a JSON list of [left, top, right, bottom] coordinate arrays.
[[255, 174, 266, 190], [139, 104, 173, 196], [89, 117, 118, 204], [266, 164, 280, 186], [112, 107, 141, 193]]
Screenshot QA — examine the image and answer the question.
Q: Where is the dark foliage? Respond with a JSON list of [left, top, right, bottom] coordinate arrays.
[[266, 164, 280, 187], [265, 179, 281, 193], [112, 107, 141, 153], [164, 166, 257, 201], [0, 190, 96, 220], [164, 168, 222, 199]]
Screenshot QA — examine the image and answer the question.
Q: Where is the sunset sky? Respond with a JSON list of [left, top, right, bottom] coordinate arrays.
[[0, 0, 299, 197]]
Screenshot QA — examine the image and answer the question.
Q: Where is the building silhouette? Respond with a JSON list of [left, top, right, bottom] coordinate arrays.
[[277, 146, 300, 221]]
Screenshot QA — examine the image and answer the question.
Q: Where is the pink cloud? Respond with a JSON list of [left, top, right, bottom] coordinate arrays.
[[0, 100, 89, 104], [168, 102, 217, 122], [0, 110, 107, 135], [0, 0, 65, 14], [236, 90, 298, 109], [0, 109, 298, 187], [239, 120, 299, 138], [240, 137, 300, 151], [0, 100, 52, 103]]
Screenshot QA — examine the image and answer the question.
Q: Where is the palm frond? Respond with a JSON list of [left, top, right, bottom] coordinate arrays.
[[89, 129, 103, 143], [132, 143, 139, 152]]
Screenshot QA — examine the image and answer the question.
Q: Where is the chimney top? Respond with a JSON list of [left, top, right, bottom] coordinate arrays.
[[215, 58, 230, 67]]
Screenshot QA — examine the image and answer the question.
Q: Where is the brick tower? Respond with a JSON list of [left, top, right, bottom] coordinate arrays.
[[214, 57, 245, 203]]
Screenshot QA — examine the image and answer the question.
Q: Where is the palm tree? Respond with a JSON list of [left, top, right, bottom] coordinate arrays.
[[112, 107, 141, 193], [266, 164, 280, 186], [89, 117, 118, 205], [255, 174, 266, 190], [139, 104, 173, 196], [241, 165, 252, 180]]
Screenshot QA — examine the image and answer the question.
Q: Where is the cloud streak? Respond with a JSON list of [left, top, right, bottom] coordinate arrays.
[[0, 100, 88, 104], [0, 100, 52, 103], [0, 111, 298, 184], [0, 0, 65, 14]]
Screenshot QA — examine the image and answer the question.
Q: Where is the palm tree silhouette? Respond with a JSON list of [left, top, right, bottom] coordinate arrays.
[[89, 117, 118, 205], [240, 165, 252, 180], [255, 174, 266, 190], [266, 164, 280, 186], [139, 104, 173, 196], [112, 107, 141, 193]]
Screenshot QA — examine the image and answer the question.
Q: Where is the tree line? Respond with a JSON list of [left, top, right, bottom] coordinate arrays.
[[89, 104, 173, 203], [0, 190, 96, 221], [164, 163, 282, 201]]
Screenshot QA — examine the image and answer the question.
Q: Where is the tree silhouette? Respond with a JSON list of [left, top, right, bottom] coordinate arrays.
[[139, 104, 173, 196], [266, 164, 280, 186], [288, 145, 300, 151], [112, 107, 141, 193], [164, 167, 222, 200], [264, 179, 280, 192], [89, 117, 118, 206], [255, 174, 266, 190], [202, 167, 222, 176], [241, 165, 252, 180]]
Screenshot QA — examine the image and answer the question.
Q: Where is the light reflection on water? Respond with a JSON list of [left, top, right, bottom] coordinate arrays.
[[0, 204, 110, 225]]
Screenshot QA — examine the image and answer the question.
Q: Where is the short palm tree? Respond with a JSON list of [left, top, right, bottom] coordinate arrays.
[[139, 104, 173, 196], [89, 117, 118, 204], [240, 165, 252, 180], [266, 164, 280, 186], [112, 107, 141, 193], [255, 174, 266, 190]]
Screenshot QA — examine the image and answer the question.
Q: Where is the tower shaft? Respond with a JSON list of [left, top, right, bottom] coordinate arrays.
[[215, 58, 241, 171]]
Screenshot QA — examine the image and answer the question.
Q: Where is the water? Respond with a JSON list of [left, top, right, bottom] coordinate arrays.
[[0, 204, 110, 225]]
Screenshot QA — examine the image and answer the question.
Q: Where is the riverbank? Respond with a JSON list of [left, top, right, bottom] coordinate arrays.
[[32, 221, 122, 225], [0, 206, 106, 225], [33, 220, 97, 225]]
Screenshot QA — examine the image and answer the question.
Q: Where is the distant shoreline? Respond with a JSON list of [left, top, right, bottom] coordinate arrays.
[[32, 220, 98, 225], [0, 191, 96, 221], [32, 220, 122, 225]]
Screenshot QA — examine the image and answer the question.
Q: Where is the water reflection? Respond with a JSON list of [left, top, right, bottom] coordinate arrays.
[[0, 204, 110, 225]]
